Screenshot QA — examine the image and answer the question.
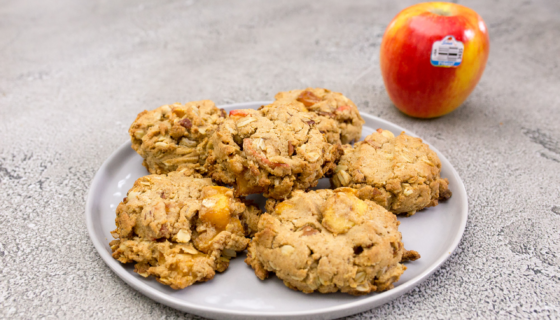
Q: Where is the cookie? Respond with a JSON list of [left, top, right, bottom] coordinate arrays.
[[245, 188, 409, 295], [205, 103, 343, 199], [274, 88, 365, 144], [332, 129, 452, 216], [129, 101, 226, 175], [110, 171, 261, 289], [257, 99, 343, 146]]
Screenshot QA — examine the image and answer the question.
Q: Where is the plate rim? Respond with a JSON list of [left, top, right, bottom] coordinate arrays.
[[85, 101, 468, 319]]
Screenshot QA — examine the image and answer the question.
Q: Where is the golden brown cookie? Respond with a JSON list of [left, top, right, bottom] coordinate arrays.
[[205, 103, 343, 199], [110, 172, 261, 289], [257, 99, 343, 146], [332, 129, 452, 216], [274, 88, 365, 144], [245, 188, 408, 295], [129, 101, 226, 175]]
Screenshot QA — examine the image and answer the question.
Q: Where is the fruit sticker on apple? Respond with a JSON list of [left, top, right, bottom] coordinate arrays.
[[380, 2, 490, 118], [430, 35, 464, 67]]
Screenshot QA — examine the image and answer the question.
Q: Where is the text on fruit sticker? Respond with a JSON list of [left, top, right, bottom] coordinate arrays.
[[430, 35, 464, 67]]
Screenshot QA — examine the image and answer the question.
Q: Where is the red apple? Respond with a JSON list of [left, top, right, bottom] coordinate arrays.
[[380, 2, 490, 118]]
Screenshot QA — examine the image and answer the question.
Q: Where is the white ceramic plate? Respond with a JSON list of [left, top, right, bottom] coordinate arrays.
[[86, 101, 468, 320]]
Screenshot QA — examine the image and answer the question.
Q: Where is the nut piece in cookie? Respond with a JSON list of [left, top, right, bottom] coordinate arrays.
[[129, 101, 226, 175], [245, 188, 408, 295], [332, 129, 452, 216], [205, 103, 343, 199], [110, 171, 261, 289], [274, 88, 365, 144]]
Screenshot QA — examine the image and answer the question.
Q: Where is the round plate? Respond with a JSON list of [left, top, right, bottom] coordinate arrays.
[[86, 101, 468, 320]]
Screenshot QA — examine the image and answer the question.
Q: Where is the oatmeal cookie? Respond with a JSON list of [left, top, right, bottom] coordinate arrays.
[[274, 88, 365, 144], [257, 99, 343, 146], [332, 129, 452, 216], [129, 101, 226, 175], [205, 103, 343, 199], [110, 171, 261, 289], [245, 188, 408, 295]]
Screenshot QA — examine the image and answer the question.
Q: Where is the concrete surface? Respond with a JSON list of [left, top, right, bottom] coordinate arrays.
[[1, 0, 559, 318]]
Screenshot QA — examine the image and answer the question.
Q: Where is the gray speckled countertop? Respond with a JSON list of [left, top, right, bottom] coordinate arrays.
[[1, 0, 559, 318]]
